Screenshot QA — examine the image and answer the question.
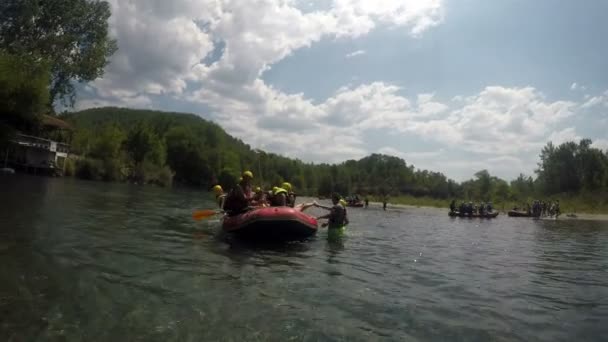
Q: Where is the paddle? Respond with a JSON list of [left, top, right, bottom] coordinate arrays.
[[192, 209, 222, 221]]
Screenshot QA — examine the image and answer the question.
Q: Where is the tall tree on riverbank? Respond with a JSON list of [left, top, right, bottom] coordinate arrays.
[[0, 0, 117, 107], [536, 139, 608, 194], [0, 53, 50, 146]]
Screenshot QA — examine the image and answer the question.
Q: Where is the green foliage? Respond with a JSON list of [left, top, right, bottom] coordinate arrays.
[[125, 124, 160, 165], [64, 158, 76, 177], [0, 0, 117, 106], [89, 125, 125, 160], [536, 139, 608, 194], [217, 169, 239, 190], [62, 107, 608, 213], [101, 158, 123, 181], [156, 166, 174, 187], [75, 158, 102, 180], [164, 126, 210, 186], [0, 52, 50, 132]]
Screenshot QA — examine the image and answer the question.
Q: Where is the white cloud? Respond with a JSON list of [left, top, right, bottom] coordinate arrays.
[[547, 127, 581, 145], [331, 0, 444, 37], [75, 0, 608, 180], [81, 0, 445, 108], [570, 82, 587, 91], [581, 90, 608, 108], [345, 49, 366, 58], [592, 139, 608, 151]]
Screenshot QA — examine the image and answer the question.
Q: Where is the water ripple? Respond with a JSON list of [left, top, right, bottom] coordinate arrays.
[[1, 177, 608, 341]]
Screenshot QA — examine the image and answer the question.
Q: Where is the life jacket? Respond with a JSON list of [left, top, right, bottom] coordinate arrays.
[[328, 203, 347, 228], [223, 187, 249, 214]]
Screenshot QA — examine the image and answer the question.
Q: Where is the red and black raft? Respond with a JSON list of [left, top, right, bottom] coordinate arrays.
[[222, 207, 318, 240]]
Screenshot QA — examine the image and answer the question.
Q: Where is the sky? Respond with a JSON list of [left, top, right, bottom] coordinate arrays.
[[75, 0, 608, 181]]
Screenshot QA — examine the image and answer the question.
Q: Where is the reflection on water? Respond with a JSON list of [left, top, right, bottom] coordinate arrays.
[[1, 175, 608, 341]]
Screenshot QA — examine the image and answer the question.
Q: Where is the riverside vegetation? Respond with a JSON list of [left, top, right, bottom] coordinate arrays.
[[63, 108, 608, 214], [1, 0, 607, 213]]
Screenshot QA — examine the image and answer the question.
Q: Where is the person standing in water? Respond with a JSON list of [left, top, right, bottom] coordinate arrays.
[[314, 193, 349, 228], [449, 199, 456, 213], [364, 197, 369, 208], [383, 200, 387, 211]]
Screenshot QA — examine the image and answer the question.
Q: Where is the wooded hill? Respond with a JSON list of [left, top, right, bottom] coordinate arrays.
[[62, 107, 608, 208], [63, 107, 458, 198]]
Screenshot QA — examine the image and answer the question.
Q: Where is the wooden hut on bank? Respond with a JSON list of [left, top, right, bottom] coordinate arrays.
[[3, 115, 73, 176]]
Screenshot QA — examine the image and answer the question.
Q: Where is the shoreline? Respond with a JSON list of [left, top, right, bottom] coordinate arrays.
[[363, 201, 608, 222]]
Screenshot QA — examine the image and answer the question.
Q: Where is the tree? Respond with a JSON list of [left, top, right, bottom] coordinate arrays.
[[63, 107, 608, 200], [474, 170, 491, 200], [0, 0, 117, 106], [125, 123, 163, 166], [217, 168, 238, 190], [89, 124, 125, 160], [165, 126, 211, 186], [0, 52, 50, 144]]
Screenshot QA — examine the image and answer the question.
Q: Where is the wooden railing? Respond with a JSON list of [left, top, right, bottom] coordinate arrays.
[[12, 133, 70, 153]]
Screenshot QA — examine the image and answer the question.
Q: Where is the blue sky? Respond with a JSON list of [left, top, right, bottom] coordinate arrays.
[[77, 0, 608, 181]]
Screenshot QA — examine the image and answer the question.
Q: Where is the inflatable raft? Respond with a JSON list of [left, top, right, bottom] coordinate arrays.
[[448, 211, 499, 218], [507, 210, 535, 217], [223, 207, 318, 240]]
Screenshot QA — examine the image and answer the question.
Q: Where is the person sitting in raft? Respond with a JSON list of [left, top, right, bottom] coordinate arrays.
[[265, 189, 274, 205], [269, 186, 288, 206], [314, 193, 349, 228], [222, 171, 256, 215], [282, 182, 296, 208], [251, 186, 267, 207], [240, 171, 254, 201], [212, 185, 226, 209]]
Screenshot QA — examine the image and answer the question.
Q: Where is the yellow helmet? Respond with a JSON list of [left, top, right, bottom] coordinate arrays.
[[255, 186, 261, 192], [274, 187, 287, 195], [272, 186, 279, 192], [339, 199, 347, 206], [281, 182, 292, 191], [242, 170, 253, 179], [212, 185, 223, 195]]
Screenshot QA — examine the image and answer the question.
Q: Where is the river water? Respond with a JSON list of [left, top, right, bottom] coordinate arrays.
[[1, 175, 607, 341]]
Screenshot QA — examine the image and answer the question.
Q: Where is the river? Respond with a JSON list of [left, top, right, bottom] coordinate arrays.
[[1, 175, 607, 341]]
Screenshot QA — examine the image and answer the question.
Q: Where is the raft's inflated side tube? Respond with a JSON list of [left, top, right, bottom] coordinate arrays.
[[223, 207, 318, 240], [507, 210, 534, 217]]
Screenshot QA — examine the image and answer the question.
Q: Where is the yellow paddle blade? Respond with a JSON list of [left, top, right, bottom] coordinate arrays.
[[192, 209, 217, 221]]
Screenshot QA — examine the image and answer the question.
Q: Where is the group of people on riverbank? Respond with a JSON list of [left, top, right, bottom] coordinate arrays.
[[211, 171, 348, 228], [449, 200, 494, 215], [514, 200, 561, 217]]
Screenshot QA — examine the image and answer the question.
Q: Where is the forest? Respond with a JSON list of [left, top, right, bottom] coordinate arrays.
[[59, 108, 608, 211]]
